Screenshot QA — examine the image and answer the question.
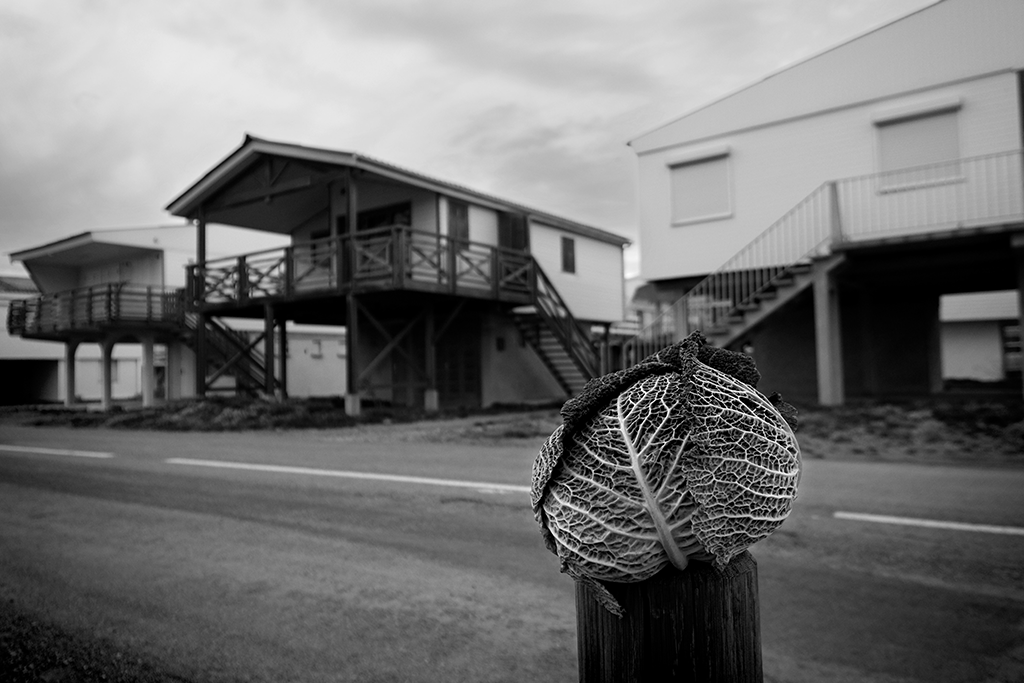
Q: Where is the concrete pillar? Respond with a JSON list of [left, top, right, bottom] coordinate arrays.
[[141, 336, 155, 408], [166, 342, 181, 401], [64, 341, 79, 407], [813, 259, 844, 406], [100, 339, 115, 411]]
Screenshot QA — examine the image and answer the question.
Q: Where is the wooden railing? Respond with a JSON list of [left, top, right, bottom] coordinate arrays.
[[531, 265, 600, 379], [624, 149, 1024, 356], [188, 225, 536, 306], [6, 284, 185, 337]]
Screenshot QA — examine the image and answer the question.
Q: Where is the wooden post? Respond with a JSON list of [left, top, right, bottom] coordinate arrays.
[[264, 303, 276, 397], [576, 553, 762, 683]]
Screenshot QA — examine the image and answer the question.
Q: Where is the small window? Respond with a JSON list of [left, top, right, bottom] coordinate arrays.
[[670, 154, 731, 225], [448, 199, 469, 243], [310, 340, 322, 358], [876, 109, 960, 189], [561, 236, 576, 274]]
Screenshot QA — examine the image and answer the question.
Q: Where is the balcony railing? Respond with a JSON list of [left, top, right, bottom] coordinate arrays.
[[189, 225, 536, 306], [7, 284, 185, 338], [627, 149, 1024, 349]]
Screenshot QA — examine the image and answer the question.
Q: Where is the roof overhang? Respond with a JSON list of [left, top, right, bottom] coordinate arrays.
[[10, 232, 161, 268], [166, 134, 631, 247]]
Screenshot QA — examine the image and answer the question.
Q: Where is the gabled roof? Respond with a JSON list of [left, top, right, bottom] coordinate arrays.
[[167, 134, 631, 247], [630, 0, 1024, 153]]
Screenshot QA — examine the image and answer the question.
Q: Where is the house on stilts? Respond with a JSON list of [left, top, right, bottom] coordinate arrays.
[[163, 135, 631, 414]]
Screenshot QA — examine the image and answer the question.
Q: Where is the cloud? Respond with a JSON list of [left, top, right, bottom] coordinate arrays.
[[0, 0, 935, 263]]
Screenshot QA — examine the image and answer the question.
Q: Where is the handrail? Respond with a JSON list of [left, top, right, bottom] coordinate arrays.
[[531, 262, 600, 379], [7, 284, 185, 337], [625, 148, 1024, 353]]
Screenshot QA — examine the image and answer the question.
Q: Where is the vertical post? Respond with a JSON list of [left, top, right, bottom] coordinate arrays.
[[101, 339, 115, 411], [264, 303, 276, 397], [424, 305, 438, 412], [576, 554, 762, 682], [195, 210, 208, 398], [141, 335, 155, 408], [1012, 233, 1024, 400], [345, 292, 361, 417], [813, 258, 844, 406], [278, 315, 288, 400], [64, 341, 78, 407], [828, 180, 843, 248], [167, 342, 181, 401], [196, 312, 207, 397]]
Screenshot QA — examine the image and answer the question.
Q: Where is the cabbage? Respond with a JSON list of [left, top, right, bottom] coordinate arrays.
[[531, 332, 800, 615]]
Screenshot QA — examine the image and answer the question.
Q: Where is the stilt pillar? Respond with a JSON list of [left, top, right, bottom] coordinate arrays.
[[345, 293, 361, 417], [424, 305, 439, 412], [813, 256, 845, 406], [278, 315, 288, 400], [1012, 233, 1024, 400], [141, 336, 156, 408], [64, 340, 79, 407], [100, 339, 115, 411], [264, 303, 276, 398]]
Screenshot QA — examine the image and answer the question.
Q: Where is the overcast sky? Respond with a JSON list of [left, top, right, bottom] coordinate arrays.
[[0, 0, 934, 274]]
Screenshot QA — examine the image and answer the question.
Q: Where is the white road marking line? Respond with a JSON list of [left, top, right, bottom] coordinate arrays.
[[0, 444, 115, 459], [834, 511, 1024, 536], [166, 458, 532, 494]]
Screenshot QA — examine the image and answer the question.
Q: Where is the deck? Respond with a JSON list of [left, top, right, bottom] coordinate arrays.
[[189, 225, 537, 311]]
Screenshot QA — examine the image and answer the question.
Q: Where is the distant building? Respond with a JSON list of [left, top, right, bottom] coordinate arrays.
[[7, 136, 631, 412], [163, 135, 630, 414], [629, 0, 1024, 403]]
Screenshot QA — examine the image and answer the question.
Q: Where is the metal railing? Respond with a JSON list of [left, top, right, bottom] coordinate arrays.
[[7, 284, 185, 337], [625, 149, 1024, 356]]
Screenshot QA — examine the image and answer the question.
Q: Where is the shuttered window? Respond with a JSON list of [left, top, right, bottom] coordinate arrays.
[[876, 109, 960, 189], [561, 236, 576, 274], [669, 154, 731, 225]]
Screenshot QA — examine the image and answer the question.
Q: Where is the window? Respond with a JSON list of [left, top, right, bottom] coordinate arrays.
[[310, 339, 322, 358], [669, 154, 731, 225], [448, 199, 469, 243], [875, 104, 961, 189], [561, 236, 576, 274], [1002, 322, 1021, 374]]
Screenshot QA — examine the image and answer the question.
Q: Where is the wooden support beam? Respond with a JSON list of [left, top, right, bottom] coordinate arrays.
[[278, 315, 288, 400], [264, 304, 276, 397], [424, 305, 438, 412], [345, 292, 361, 416], [357, 308, 427, 386]]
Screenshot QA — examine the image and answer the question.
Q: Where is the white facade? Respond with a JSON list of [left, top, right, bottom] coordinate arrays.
[[631, 0, 1024, 282]]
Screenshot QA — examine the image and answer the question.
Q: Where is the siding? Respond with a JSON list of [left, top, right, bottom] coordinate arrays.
[[530, 221, 624, 323], [632, 0, 1024, 154], [638, 71, 1023, 280]]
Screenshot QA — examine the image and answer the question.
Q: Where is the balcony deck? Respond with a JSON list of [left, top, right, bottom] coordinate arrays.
[[189, 225, 536, 312], [7, 284, 185, 341]]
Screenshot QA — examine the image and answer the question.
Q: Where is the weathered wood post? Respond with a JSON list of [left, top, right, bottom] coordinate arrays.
[[576, 553, 761, 682]]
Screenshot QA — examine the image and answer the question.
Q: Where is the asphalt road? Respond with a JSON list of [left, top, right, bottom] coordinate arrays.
[[1, 422, 1022, 682]]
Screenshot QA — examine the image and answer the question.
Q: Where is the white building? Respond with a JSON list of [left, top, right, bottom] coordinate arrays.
[[629, 0, 1024, 403]]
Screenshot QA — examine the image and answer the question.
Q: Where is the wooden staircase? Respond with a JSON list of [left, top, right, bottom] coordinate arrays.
[[513, 310, 591, 396], [181, 313, 276, 395]]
